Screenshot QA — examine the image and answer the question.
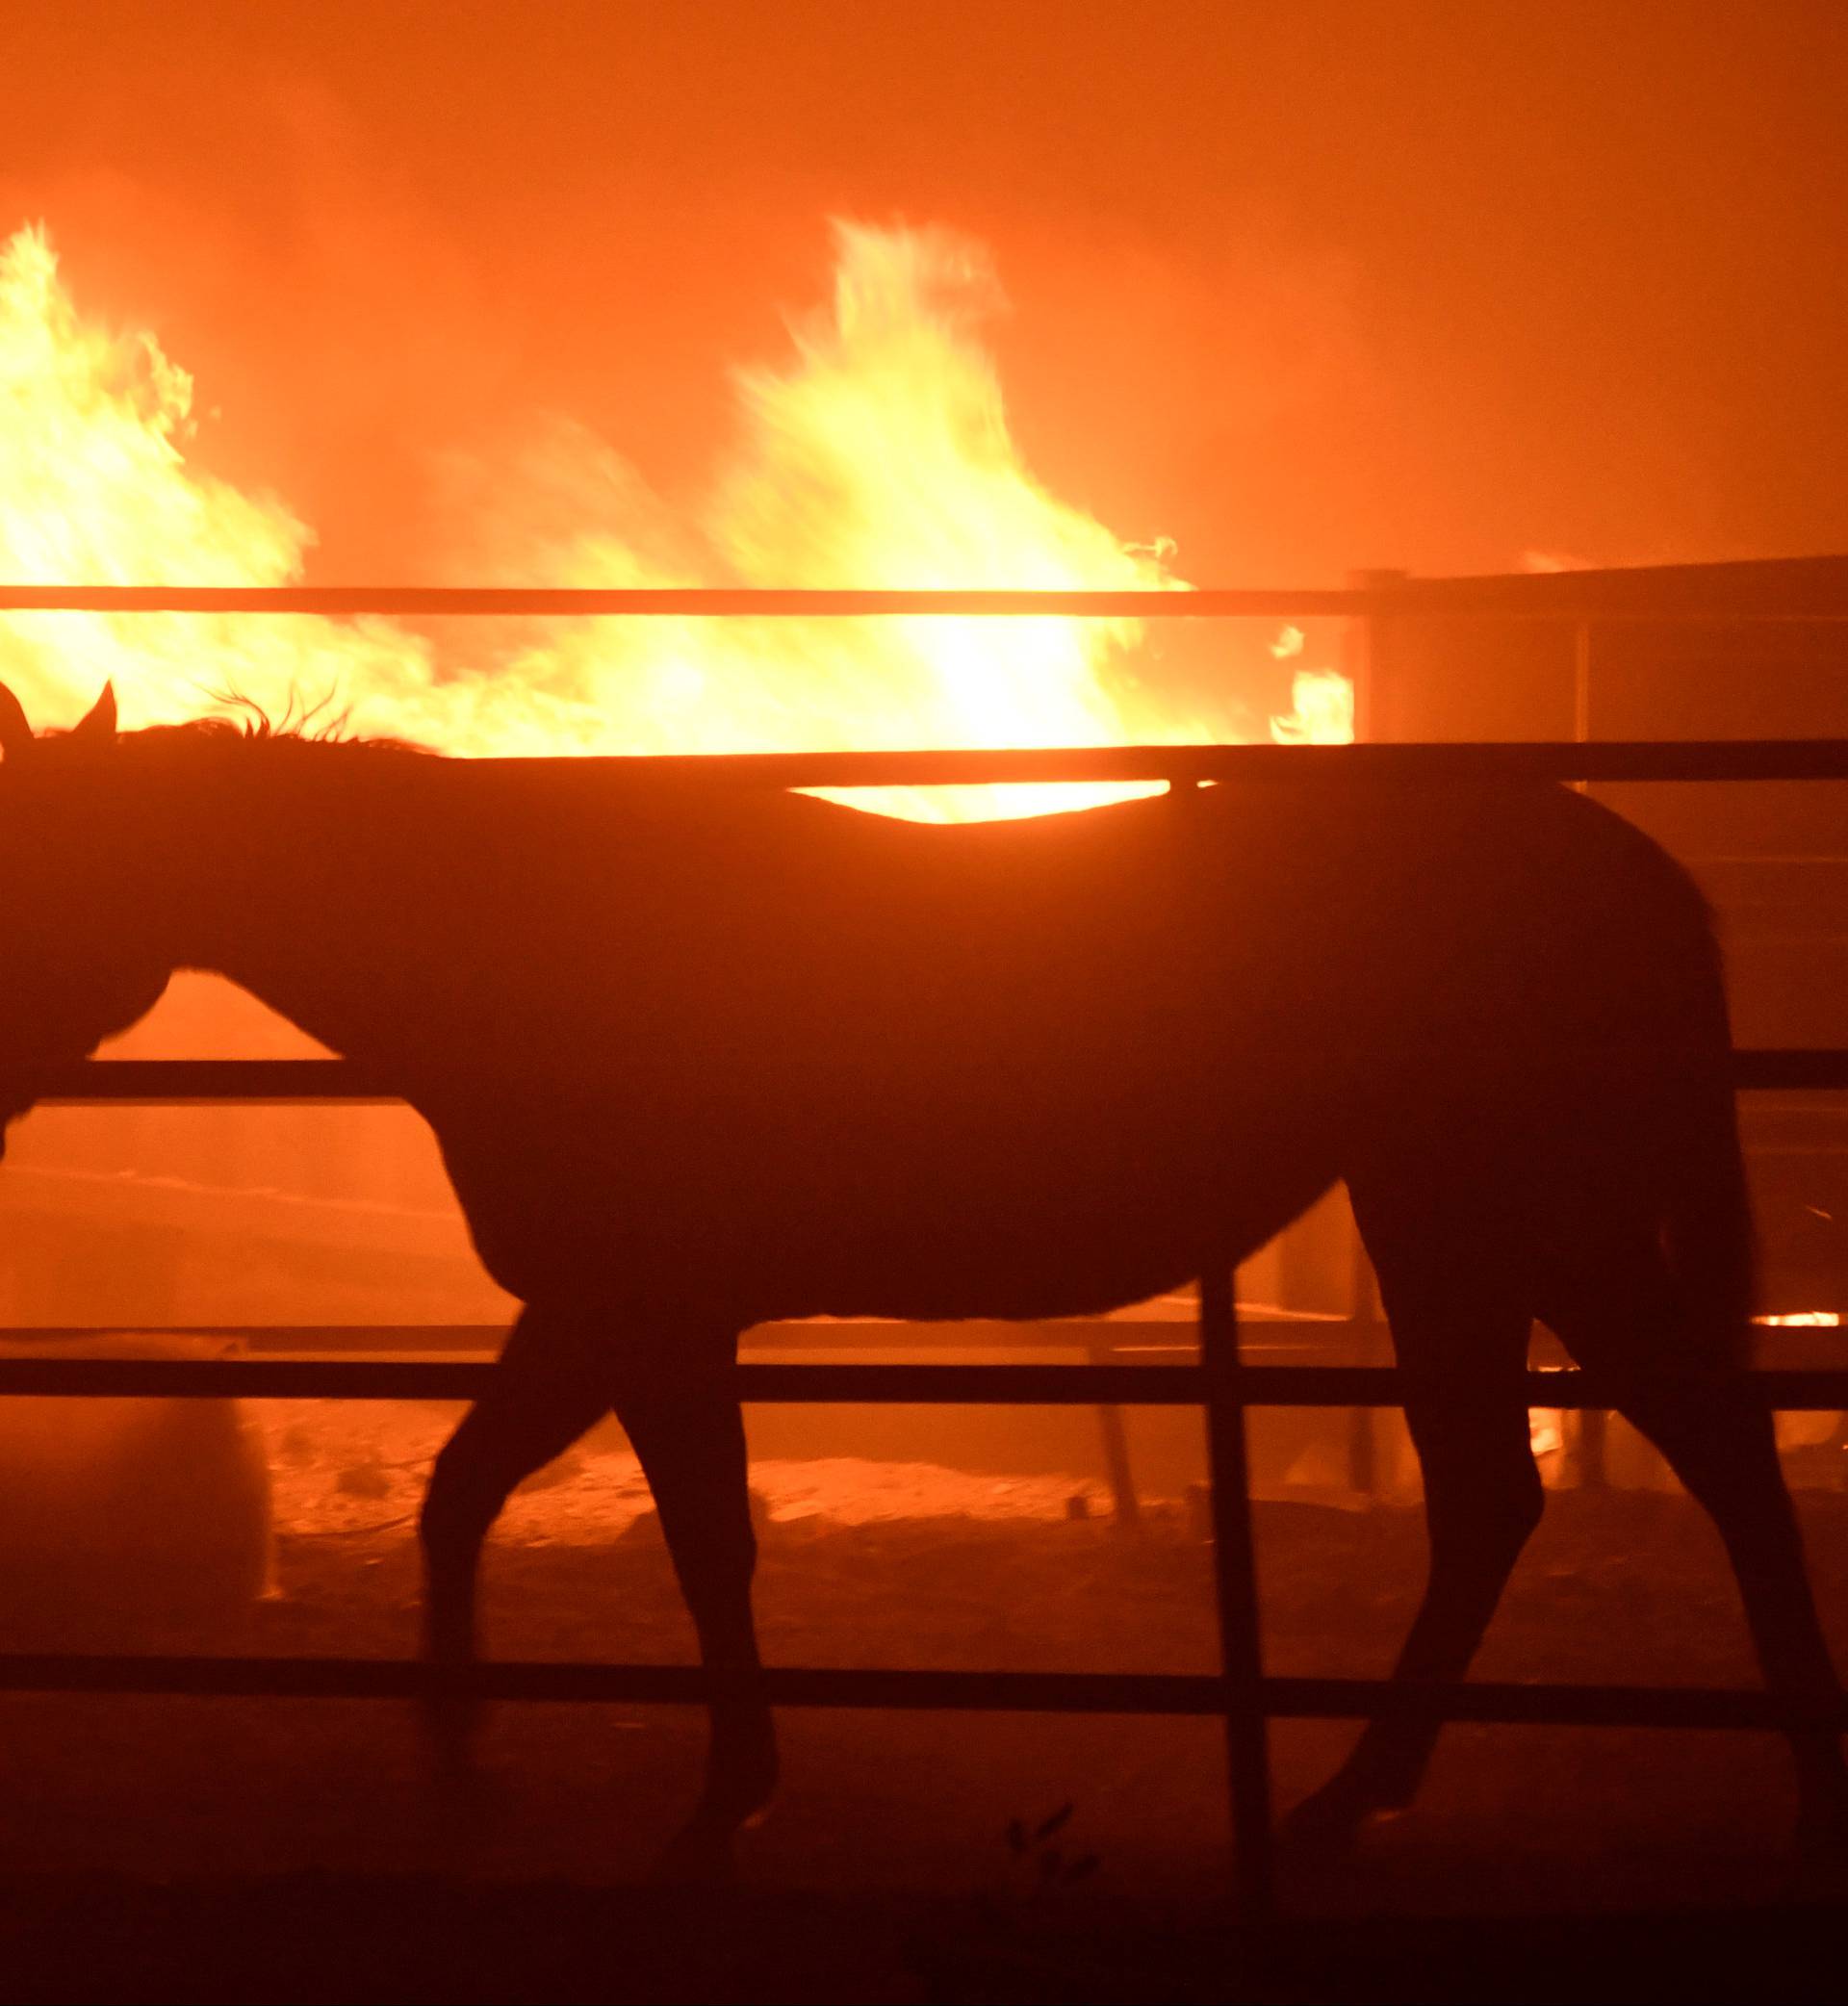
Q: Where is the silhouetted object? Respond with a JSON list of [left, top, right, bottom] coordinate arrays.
[[0, 1334, 271, 1639], [1, 681, 1843, 1861]]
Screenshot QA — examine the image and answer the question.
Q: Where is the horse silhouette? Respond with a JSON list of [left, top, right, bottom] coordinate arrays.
[[1, 681, 1843, 1862]]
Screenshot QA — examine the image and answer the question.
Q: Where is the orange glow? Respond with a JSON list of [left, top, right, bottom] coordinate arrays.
[[0, 220, 1351, 817]]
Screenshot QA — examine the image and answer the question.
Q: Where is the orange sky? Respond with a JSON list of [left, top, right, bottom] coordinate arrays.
[[2, 2, 1844, 583]]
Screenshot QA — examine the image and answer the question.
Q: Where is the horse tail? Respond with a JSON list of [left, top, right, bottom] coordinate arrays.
[[1656, 882, 1756, 1364]]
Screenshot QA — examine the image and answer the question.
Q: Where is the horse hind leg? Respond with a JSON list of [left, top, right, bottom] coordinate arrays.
[[1282, 1170, 1544, 1849], [1537, 1233, 1848, 1852]]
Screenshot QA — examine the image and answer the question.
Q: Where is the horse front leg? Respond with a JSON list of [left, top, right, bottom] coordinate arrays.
[[607, 1324, 775, 1845], [1541, 1278, 1848, 1854], [418, 1305, 613, 1762]]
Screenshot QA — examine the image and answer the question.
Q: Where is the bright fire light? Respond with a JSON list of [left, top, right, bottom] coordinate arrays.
[[0, 219, 1351, 820]]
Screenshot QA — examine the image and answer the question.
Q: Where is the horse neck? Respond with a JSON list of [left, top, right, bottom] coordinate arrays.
[[140, 743, 450, 1065]]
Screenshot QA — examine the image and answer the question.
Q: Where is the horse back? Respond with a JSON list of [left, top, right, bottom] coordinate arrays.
[[383, 773, 1704, 1319]]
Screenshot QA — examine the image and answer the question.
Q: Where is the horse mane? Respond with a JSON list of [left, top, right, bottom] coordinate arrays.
[[123, 691, 432, 760]]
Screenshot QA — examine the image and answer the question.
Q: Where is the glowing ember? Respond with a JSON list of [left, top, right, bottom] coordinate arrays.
[[254, 1395, 1117, 1542], [0, 219, 1350, 818]]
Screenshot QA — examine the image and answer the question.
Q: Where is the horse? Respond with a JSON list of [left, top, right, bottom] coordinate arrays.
[[0, 679, 1843, 1864]]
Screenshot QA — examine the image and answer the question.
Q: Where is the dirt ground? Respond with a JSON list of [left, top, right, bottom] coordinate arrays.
[[1, 1400, 1847, 1999]]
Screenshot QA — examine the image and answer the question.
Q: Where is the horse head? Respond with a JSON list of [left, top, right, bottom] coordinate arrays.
[[0, 681, 173, 1158]]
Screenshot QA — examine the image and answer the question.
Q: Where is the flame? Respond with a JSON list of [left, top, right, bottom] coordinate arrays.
[[0, 219, 1351, 819], [0, 225, 439, 737], [1270, 669, 1355, 746]]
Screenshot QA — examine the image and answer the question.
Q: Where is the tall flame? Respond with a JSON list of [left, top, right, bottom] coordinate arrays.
[[0, 219, 1349, 820], [0, 225, 438, 739]]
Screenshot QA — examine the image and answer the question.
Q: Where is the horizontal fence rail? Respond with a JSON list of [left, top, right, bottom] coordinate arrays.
[[37, 1049, 1848, 1101], [12, 739, 1848, 790], [5, 584, 1393, 618], [0, 1656, 1841, 1733], [5, 561, 1848, 620], [468, 740, 1848, 785], [0, 1319, 1210, 1354], [1, 1358, 1845, 1409]]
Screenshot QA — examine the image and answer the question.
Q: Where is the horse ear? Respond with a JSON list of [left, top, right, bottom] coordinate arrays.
[[0, 681, 33, 762], [70, 682, 117, 746]]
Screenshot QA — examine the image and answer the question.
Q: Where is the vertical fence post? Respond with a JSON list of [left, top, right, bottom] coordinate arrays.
[[1345, 1228, 1380, 1498], [1343, 566, 1408, 745], [1571, 618, 1594, 799], [1572, 619, 1593, 747], [1199, 1267, 1276, 1918], [1568, 616, 1612, 1486], [1335, 571, 1405, 1505], [1088, 1336, 1143, 1530]]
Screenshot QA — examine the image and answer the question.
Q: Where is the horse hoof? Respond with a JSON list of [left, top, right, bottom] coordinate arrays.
[[1276, 1779, 1408, 1857], [1276, 1793, 1366, 1857], [700, 1712, 780, 1830]]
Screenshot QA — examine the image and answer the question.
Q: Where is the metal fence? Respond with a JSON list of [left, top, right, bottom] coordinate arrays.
[[4, 577, 1848, 1919]]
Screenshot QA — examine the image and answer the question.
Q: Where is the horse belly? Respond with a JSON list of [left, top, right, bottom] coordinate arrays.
[[441, 1077, 1337, 1324]]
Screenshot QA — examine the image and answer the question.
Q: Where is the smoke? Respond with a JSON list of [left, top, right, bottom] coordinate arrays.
[[3, 1, 1842, 600], [0, 28, 1429, 597]]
